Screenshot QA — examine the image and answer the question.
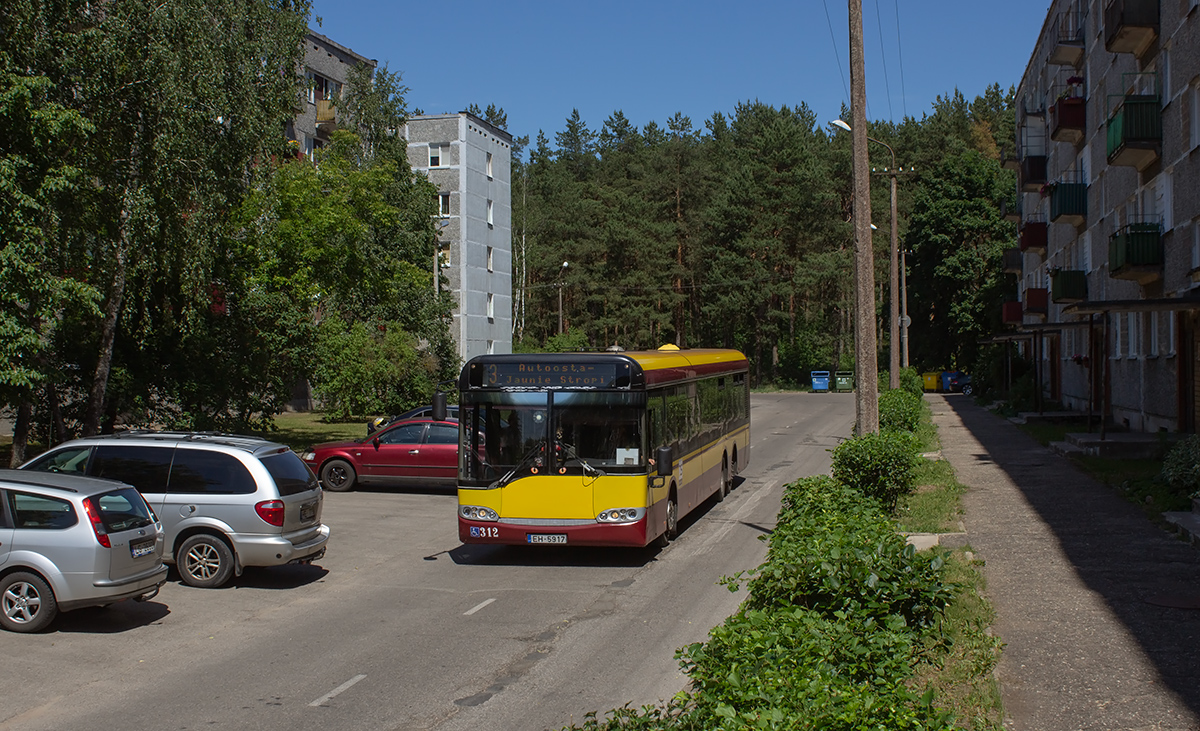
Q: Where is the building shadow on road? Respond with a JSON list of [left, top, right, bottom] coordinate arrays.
[[940, 394, 1200, 718]]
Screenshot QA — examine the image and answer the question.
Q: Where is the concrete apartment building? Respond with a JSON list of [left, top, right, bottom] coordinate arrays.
[[1005, 0, 1200, 433], [289, 30, 376, 158], [406, 113, 514, 362], [287, 31, 514, 367]]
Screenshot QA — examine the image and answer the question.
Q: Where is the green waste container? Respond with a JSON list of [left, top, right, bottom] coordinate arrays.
[[834, 371, 854, 392]]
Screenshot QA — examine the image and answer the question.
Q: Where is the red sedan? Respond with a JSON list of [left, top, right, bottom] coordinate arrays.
[[300, 418, 460, 492]]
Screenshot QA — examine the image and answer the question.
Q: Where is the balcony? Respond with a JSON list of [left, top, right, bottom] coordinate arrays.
[[1050, 96, 1086, 144], [1020, 220, 1048, 254], [1003, 248, 1024, 274], [1051, 270, 1088, 303], [1104, 0, 1158, 57], [1019, 155, 1048, 192], [316, 99, 336, 128], [1025, 287, 1049, 315], [1106, 95, 1161, 170], [1049, 182, 1087, 226], [1109, 221, 1163, 283], [1002, 301, 1024, 324], [1049, 11, 1085, 66]]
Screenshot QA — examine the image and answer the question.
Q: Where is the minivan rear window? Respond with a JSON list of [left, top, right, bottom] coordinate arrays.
[[94, 488, 156, 532], [168, 450, 256, 495], [261, 451, 318, 496]]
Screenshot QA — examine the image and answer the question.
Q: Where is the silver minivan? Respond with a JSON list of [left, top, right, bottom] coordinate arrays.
[[0, 469, 168, 632], [22, 432, 329, 589]]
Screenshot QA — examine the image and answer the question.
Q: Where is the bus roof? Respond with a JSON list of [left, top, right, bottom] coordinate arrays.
[[460, 348, 748, 390]]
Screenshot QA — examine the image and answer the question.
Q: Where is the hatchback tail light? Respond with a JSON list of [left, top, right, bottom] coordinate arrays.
[[81, 497, 111, 548], [255, 499, 285, 527]]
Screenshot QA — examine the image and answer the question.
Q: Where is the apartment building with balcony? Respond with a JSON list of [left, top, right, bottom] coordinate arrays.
[[288, 31, 376, 158], [406, 112, 514, 362], [1006, 0, 1200, 432]]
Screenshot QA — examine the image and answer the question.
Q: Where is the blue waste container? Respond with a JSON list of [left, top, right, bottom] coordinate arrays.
[[810, 371, 830, 392]]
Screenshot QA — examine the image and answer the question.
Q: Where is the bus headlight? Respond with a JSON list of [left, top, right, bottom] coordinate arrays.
[[596, 507, 645, 524], [460, 505, 499, 522]]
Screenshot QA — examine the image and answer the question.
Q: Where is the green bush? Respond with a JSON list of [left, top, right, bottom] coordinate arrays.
[[1162, 434, 1200, 498], [899, 367, 924, 399], [310, 318, 439, 420], [831, 431, 921, 510], [571, 475, 956, 731], [744, 476, 953, 628], [880, 388, 922, 432]]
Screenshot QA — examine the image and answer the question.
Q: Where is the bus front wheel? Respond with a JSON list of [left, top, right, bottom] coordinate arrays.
[[654, 494, 678, 549]]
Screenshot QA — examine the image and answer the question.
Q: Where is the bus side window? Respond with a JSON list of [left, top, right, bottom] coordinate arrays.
[[648, 395, 665, 449]]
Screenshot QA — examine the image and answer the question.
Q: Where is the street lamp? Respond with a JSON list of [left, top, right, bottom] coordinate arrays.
[[556, 261, 569, 335], [832, 119, 904, 389]]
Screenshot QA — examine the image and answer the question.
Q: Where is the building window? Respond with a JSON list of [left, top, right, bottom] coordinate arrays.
[[1127, 313, 1138, 358], [430, 144, 446, 167], [1169, 311, 1177, 356], [438, 241, 451, 267], [487, 246, 494, 272], [486, 292, 495, 320], [487, 199, 494, 227], [487, 339, 495, 355], [1191, 81, 1200, 150], [1112, 315, 1122, 358], [439, 193, 451, 216], [486, 152, 493, 179], [1149, 312, 1159, 356], [307, 71, 339, 104]]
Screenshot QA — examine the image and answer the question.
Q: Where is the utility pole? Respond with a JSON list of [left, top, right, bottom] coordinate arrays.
[[849, 0, 878, 434]]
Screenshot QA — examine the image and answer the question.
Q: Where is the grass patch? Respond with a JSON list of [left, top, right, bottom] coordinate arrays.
[[251, 410, 371, 451], [896, 458, 965, 534], [914, 549, 1004, 731]]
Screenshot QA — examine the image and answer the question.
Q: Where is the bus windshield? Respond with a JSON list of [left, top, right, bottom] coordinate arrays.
[[552, 392, 645, 470], [461, 392, 549, 482], [459, 390, 646, 484]]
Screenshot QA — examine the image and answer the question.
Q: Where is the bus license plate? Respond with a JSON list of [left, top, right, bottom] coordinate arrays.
[[527, 534, 567, 544]]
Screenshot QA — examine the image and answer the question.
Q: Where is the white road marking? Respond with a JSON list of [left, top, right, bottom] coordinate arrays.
[[463, 597, 496, 615], [309, 674, 367, 707]]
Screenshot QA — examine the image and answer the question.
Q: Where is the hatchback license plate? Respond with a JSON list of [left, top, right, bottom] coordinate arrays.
[[527, 533, 567, 544], [130, 538, 156, 558], [300, 502, 317, 522]]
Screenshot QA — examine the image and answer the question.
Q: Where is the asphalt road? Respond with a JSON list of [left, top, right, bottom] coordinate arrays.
[[0, 392, 854, 731]]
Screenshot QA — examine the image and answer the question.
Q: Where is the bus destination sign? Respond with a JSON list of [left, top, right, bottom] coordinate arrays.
[[486, 362, 621, 388]]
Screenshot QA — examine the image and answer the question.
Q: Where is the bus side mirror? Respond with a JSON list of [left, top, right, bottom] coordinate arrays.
[[432, 391, 447, 422], [655, 446, 673, 477]]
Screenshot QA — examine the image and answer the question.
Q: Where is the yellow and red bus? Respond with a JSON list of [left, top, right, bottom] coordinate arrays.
[[456, 346, 750, 547]]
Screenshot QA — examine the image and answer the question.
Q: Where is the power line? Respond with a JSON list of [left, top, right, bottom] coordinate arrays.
[[874, 0, 893, 122], [893, 0, 908, 120], [822, 0, 850, 113]]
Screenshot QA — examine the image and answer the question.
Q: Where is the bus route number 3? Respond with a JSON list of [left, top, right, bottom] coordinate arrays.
[[470, 526, 499, 538]]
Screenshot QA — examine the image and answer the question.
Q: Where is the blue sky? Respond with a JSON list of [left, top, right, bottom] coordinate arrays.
[[309, 1, 1052, 153]]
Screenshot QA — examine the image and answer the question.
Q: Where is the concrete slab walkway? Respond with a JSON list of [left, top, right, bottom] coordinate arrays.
[[930, 393, 1200, 731]]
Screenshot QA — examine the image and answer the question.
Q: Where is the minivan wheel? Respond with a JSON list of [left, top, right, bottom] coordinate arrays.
[[178, 534, 235, 588], [320, 459, 357, 492], [0, 572, 58, 633]]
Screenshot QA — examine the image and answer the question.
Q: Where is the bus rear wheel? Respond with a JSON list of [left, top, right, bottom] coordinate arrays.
[[654, 495, 678, 549]]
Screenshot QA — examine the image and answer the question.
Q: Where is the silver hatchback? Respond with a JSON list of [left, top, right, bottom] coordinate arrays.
[[21, 432, 329, 589], [0, 469, 168, 633]]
